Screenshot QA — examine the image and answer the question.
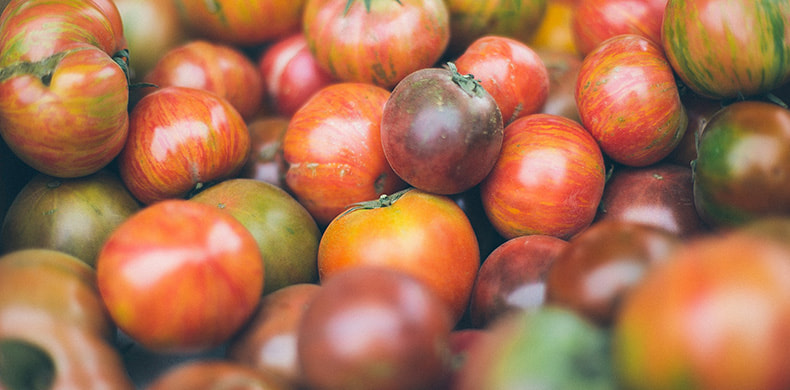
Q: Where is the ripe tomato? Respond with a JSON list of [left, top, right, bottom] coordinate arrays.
[[380, 64, 503, 195], [143, 40, 264, 120], [454, 36, 550, 125], [302, 0, 449, 88], [282, 82, 406, 226], [576, 34, 687, 166], [118, 86, 250, 205], [480, 114, 606, 240], [571, 0, 665, 55], [317, 188, 480, 323], [238, 116, 290, 189], [145, 360, 289, 390], [662, 0, 790, 99], [692, 100, 790, 228], [96, 199, 264, 353]]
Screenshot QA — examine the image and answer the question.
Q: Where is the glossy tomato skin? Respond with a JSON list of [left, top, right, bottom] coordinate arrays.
[[298, 267, 454, 390], [692, 101, 790, 228], [317, 188, 480, 323], [614, 232, 790, 390], [663, 93, 723, 167], [238, 116, 290, 189], [662, 0, 790, 99], [480, 114, 606, 240], [96, 200, 264, 353], [455, 36, 550, 125], [576, 34, 687, 166], [381, 66, 503, 195], [571, 0, 665, 55], [118, 86, 250, 205], [283, 83, 406, 226], [303, 0, 449, 88], [143, 40, 264, 120], [259, 33, 335, 117]]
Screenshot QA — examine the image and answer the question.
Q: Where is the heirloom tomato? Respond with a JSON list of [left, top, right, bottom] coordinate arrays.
[[455, 36, 550, 125], [238, 116, 289, 189], [662, 0, 790, 99], [576, 34, 687, 166], [96, 200, 264, 353], [480, 114, 606, 240], [145, 360, 289, 390], [0, 0, 130, 178], [283, 82, 406, 226], [317, 188, 480, 323], [380, 64, 503, 195], [302, 0, 449, 88], [118, 86, 250, 205], [571, 0, 665, 55], [692, 100, 790, 228]]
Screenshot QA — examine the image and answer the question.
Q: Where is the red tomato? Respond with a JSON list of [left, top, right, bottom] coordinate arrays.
[[118, 86, 250, 205], [143, 40, 264, 120], [96, 199, 264, 353], [662, 0, 790, 99], [614, 231, 790, 389], [282, 82, 406, 226], [259, 33, 335, 117], [454, 35, 550, 125], [302, 0, 449, 88], [480, 114, 606, 240], [571, 0, 665, 55], [576, 34, 687, 166], [317, 188, 480, 323], [0, 0, 129, 178]]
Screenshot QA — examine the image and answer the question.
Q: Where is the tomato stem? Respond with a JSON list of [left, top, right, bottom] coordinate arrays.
[[445, 62, 484, 98], [338, 187, 413, 217]]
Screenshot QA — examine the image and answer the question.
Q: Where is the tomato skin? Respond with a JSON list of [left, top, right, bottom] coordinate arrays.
[[283, 82, 406, 226], [238, 116, 290, 189], [480, 114, 606, 240], [571, 0, 665, 55], [692, 101, 790, 228], [454, 36, 550, 125], [145, 360, 290, 390], [96, 199, 264, 354], [118, 86, 250, 205], [662, 0, 790, 99], [576, 34, 687, 167], [303, 0, 449, 88], [317, 189, 480, 323]]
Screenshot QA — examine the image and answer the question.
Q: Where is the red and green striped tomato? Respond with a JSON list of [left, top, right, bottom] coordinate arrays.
[[575, 34, 687, 167], [662, 0, 790, 99]]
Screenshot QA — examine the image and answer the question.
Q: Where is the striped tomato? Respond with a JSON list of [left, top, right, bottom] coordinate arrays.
[[576, 34, 687, 167], [662, 0, 790, 99]]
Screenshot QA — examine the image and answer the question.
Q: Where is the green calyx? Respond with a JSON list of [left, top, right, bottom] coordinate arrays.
[[338, 187, 412, 217], [344, 0, 402, 15], [445, 62, 485, 98]]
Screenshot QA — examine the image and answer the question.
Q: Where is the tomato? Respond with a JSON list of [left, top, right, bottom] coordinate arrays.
[[614, 231, 790, 389], [0, 0, 130, 178], [282, 82, 406, 226], [190, 178, 321, 294], [380, 64, 503, 195], [317, 188, 480, 323], [174, 0, 305, 46], [480, 114, 606, 240], [0, 170, 140, 267], [454, 36, 550, 125], [143, 40, 264, 120], [118, 86, 250, 205], [96, 199, 264, 353], [546, 220, 681, 325], [259, 32, 335, 118], [571, 0, 665, 55], [145, 360, 290, 390], [444, 0, 547, 57], [663, 93, 723, 167], [237, 116, 289, 189], [662, 0, 790, 99], [469, 234, 569, 328], [302, 0, 449, 88], [298, 266, 454, 390], [576, 34, 687, 166], [595, 163, 708, 238], [692, 100, 790, 228], [529, 0, 578, 54], [227, 283, 321, 388]]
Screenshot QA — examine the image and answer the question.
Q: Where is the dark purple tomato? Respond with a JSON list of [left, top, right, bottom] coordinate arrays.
[[297, 267, 454, 390], [469, 234, 569, 328], [380, 63, 504, 195], [663, 93, 722, 167], [545, 220, 682, 326], [595, 162, 709, 238], [693, 100, 790, 228]]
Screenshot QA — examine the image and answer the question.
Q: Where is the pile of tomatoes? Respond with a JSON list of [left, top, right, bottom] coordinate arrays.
[[0, 0, 789, 389]]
